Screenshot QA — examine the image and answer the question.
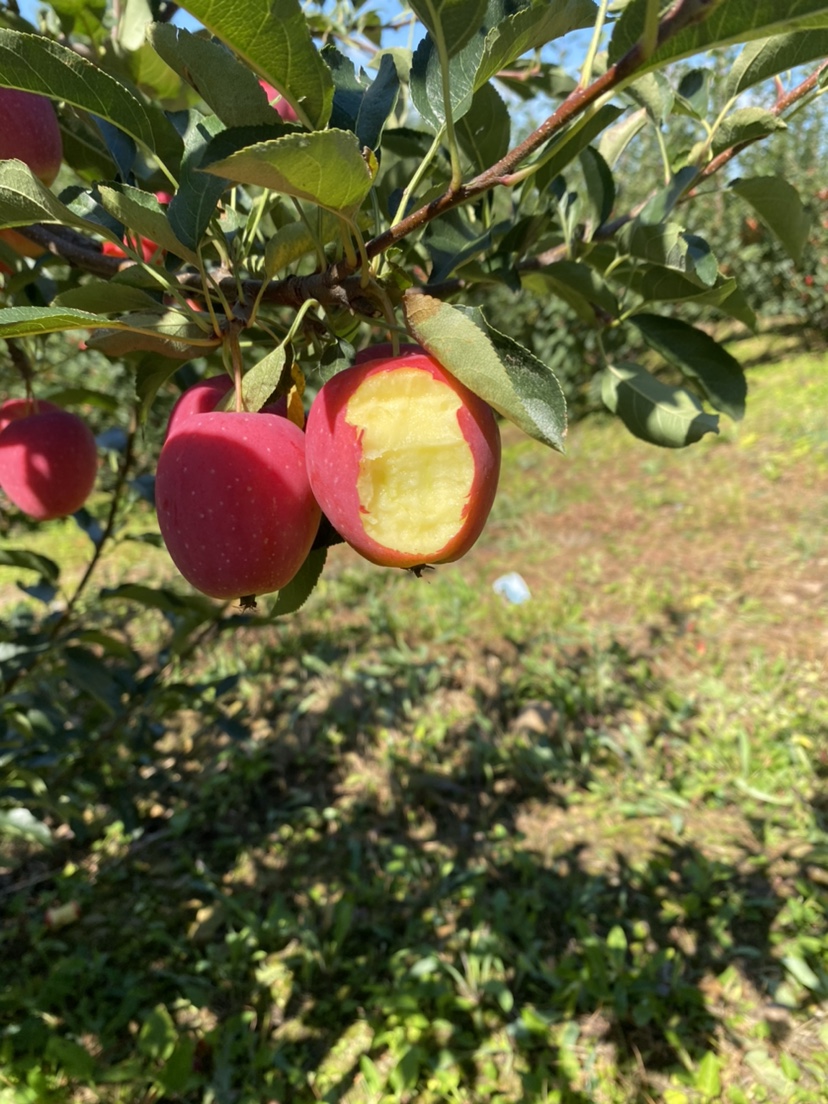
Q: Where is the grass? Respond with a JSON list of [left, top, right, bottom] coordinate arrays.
[[0, 347, 827, 1102]]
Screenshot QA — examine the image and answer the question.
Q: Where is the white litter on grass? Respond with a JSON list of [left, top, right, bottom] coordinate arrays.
[[493, 572, 531, 604]]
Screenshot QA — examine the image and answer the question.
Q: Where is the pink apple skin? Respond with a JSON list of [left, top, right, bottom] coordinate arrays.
[[305, 350, 501, 568], [155, 412, 320, 600], [0, 410, 97, 520], [0, 397, 62, 436], [259, 79, 298, 123], [0, 88, 63, 260], [0, 88, 62, 186], [165, 376, 289, 441]]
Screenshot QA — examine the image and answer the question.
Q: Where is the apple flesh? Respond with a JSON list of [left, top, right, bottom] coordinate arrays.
[[0, 408, 98, 520], [155, 412, 320, 600], [165, 376, 288, 441], [305, 349, 501, 568], [0, 88, 63, 261]]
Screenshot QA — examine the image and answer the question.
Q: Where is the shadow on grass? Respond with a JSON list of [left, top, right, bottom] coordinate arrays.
[[0, 617, 822, 1101]]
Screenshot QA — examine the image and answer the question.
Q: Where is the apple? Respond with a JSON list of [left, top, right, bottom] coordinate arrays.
[[155, 412, 320, 600], [305, 348, 501, 568], [165, 376, 288, 441], [0, 408, 98, 520], [0, 87, 63, 260], [259, 79, 298, 123], [0, 397, 62, 435]]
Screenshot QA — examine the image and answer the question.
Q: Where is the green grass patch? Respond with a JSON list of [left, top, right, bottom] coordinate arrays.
[[1, 353, 827, 1102]]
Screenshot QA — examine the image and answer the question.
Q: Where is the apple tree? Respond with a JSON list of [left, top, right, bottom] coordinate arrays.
[[0, 0, 826, 681]]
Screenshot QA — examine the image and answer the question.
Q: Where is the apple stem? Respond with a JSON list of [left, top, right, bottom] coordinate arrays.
[[228, 330, 245, 412]]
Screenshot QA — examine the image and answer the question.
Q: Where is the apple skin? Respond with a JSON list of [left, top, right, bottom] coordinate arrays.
[[155, 412, 320, 600], [0, 88, 63, 261], [0, 397, 62, 435], [0, 409, 98, 520], [305, 349, 501, 568], [0, 88, 62, 185], [259, 79, 298, 123], [165, 376, 289, 441]]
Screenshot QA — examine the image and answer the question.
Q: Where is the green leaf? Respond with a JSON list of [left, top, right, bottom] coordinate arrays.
[[730, 176, 811, 263], [456, 83, 510, 173], [534, 104, 624, 194], [0, 306, 220, 352], [168, 112, 229, 252], [135, 356, 185, 425], [708, 107, 786, 158], [522, 261, 618, 323], [726, 31, 828, 97], [411, 0, 596, 128], [97, 184, 199, 264], [782, 953, 822, 992], [217, 346, 288, 413], [619, 221, 719, 286], [694, 1052, 722, 1099], [271, 547, 327, 616], [630, 313, 746, 420], [323, 47, 400, 150], [0, 549, 60, 583], [264, 211, 340, 277], [675, 67, 710, 117], [138, 1006, 177, 1062], [0, 306, 119, 338], [601, 361, 719, 448], [202, 130, 377, 217], [619, 265, 756, 328], [0, 159, 119, 240], [609, 0, 828, 74], [176, 0, 334, 129], [0, 808, 52, 847], [53, 282, 161, 314], [101, 582, 216, 619], [626, 70, 674, 124], [408, 0, 489, 56], [598, 108, 647, 168], [0, 29, 180, 166], [85, 309, 221, 360], [476, 0, 598, 90], [148, 23, 281, 129], [404, 291, 567, 451], [579, 145, 616, 231]]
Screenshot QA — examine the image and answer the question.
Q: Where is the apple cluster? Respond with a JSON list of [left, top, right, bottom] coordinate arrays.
[[155, 348, 501, 603]]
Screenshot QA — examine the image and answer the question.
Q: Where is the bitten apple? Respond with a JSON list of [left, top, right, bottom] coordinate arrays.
[[165, 376, 288, 441], [0, 88, 63, 259], [155, 412, 320, 600], [0, 408, 98, 520], [305, 348, 501, 568]]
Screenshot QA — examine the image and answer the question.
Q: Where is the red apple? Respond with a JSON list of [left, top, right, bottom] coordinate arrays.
[[0, 88, 62, 185], [165, 376, 288, 441], [259, 79, 298, 123], [0, 409, 97, 520], [0, 397, 62, 435], [155, 412, 320, 600], [305, 348, 501, 568], [0, 87, 63, 260]]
